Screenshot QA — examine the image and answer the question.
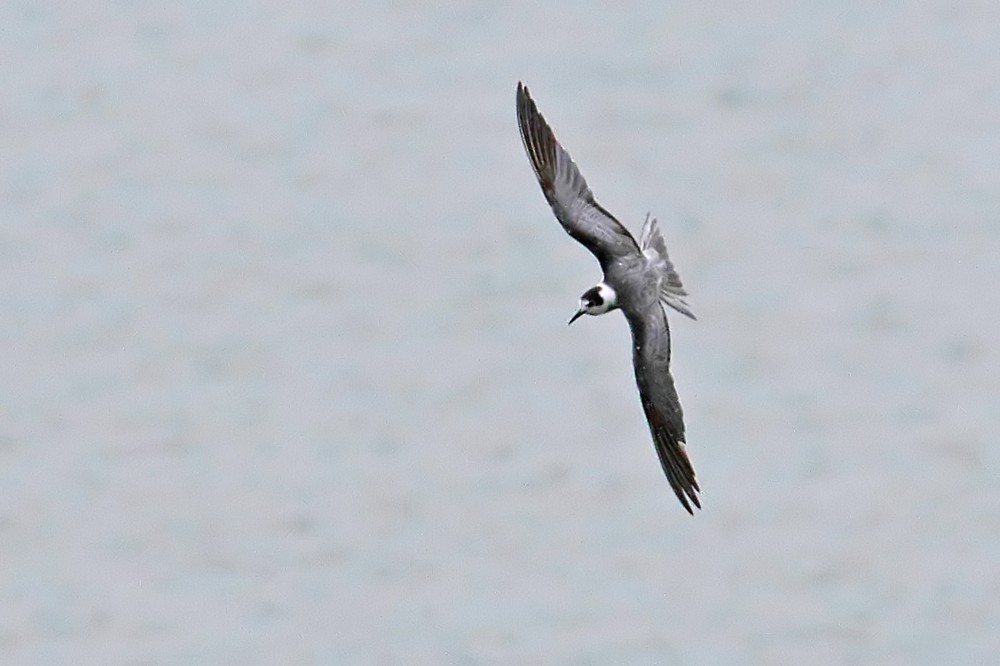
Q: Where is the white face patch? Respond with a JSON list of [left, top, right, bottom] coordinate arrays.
[[581, 283, 617, 315], [597, 283, 617, 308]]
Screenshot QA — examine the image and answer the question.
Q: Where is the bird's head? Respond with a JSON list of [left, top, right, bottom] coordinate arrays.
[[568, 283, 617, 325]]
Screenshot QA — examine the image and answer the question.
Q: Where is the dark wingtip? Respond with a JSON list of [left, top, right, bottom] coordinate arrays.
[[516, 80, 556, 193], [676, 485, 700, 515], [682, 472, 702, 514], [516, 81, 530, 108], [647, 413, 702, 514]]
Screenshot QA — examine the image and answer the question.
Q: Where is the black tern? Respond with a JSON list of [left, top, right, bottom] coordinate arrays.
[[516, 82, 701, 513]]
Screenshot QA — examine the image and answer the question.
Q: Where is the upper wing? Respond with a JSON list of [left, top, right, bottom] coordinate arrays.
[[625, 302, 701, 513], [517, 82, 640, 270]]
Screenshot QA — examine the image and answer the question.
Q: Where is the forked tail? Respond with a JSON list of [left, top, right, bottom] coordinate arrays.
[[640, 213, 696, 320]]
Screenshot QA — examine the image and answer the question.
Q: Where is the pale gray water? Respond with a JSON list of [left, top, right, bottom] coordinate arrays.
[[3, 2, 1000, 663]]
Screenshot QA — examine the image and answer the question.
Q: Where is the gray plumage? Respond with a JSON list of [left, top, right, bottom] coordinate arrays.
[[516, 82, 701, 513]]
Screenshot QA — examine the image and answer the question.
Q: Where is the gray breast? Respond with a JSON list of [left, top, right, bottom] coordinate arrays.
[[606, 256, 659, 312]]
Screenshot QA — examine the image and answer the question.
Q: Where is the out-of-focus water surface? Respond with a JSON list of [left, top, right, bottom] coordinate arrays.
[[3, 2, 1000, 662]]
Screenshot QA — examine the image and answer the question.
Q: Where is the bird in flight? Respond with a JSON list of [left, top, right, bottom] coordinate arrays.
[[516, 82, 701, 513]]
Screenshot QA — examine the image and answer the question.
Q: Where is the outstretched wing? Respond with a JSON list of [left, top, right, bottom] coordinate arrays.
[[625, 302, 701, 513], [517, 82, 640, 270]]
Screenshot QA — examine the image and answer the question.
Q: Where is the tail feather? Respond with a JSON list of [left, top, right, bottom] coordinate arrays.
[[640, 214, 696, 320]]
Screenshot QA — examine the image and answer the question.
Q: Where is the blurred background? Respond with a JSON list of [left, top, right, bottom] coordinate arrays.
[[3, 1, 1000, 663]]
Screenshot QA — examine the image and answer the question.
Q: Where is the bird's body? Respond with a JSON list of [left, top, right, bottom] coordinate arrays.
[[516, 82, 701, 513]]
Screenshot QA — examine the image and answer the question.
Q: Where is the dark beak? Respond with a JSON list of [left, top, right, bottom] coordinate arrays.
[[567, 309, 585, 326]]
